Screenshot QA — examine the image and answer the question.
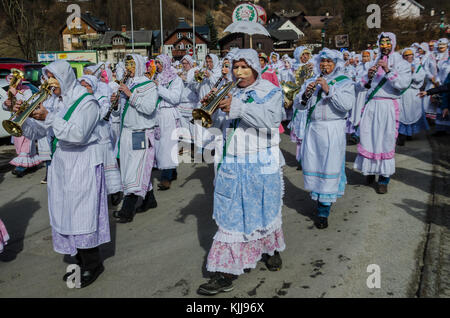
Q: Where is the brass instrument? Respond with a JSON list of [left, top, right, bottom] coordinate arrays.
[[7, 69, 25, 106], [192, 78, 241, 128], [295, 63, 315, 87], [103, 71, 131, 121], [280, 81, 301, 109], [194, 69, 206, 83], [280, 64, 314, 109], [2, 78, 59, 137]]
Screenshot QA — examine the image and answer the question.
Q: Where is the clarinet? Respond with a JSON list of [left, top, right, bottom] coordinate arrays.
[[365, 53, 387, 89], [301, 71, 324, 106], [103, 71, 131, 121]]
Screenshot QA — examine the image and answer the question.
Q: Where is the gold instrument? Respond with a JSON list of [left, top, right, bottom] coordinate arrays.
[[194, 69, 206, 83], [7, 68, 25, 106], [192, 78, 241, 128], [2, 78, 59, 137], [295, 63, 315, 87], [280, 63, 315, 109], [280, 81, 301, 109]]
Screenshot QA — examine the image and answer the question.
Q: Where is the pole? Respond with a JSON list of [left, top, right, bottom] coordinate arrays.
[[160, 0, 164, 54], [130, 0, 134, 53], [193, 0, 196, 60], [250, 35, 253, 49]]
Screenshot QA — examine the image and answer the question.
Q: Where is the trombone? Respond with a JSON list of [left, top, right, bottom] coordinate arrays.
[[2, 78, 59, 137]]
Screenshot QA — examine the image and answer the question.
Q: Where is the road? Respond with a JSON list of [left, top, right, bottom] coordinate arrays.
[[0, 130, 443, 298]]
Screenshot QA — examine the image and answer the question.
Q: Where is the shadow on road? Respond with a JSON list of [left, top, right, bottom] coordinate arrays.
[[0, 195, 40, 262], [175, 164, 217, 278]]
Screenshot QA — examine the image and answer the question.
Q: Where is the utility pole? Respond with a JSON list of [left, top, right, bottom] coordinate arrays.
[[130, 0, 134, 53], [160, 0, 164, 54], [193, 0, 196, 61]]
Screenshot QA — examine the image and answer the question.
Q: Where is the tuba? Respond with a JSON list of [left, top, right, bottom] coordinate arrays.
[[280, 63, 315, 109], [192, 78, 241, 128], [2, 78, 59, 137]]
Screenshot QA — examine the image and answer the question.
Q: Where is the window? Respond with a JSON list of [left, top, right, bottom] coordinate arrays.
[[187, 32, 193, 39], [257, 42, 263, 50], [179, 43, 184, 49], [177, 32, 182, 39], [67, 37, 71, 44]]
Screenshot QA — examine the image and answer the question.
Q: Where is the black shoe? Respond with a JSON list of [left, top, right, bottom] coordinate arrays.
[[157, 180, 171, 191], [197, 273, 234, 296], [265, 251, 282, 271], [296, 163, 302, 171], [80, 264, 105, 288], [137, 190, 157, 213], [110, 192, 122, 206], [113, 194, 138, 223], [315, 217, 328, 229], [376, 183, 388, 194], [366, 175, 376, 185], [397, 134, 406, 146]]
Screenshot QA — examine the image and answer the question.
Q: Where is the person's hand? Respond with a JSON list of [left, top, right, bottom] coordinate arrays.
[[8, 87, 17, 96], [417, 91, 427, 98], [306, 63, 314, 72], [377, 59, 389, 73], [12, 99, 23, 113], [316, 77, 329, 94], [368, 66, 378, 79], [110, 93, 117, 104], [305, 82, 316, 95], [119, 83, 132, 98], [204, 70, 210, 78], [443, 108, 449, 119], [218, 94, 232, 113], [153, 79, 159, 86], [31, 103, 48, 121], [4, 98, 13, 109]]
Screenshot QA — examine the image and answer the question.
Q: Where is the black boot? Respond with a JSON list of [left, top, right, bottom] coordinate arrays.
[[397, 133, 406, 146], [110, 192, 122, 206], [78, 247, 104, 288], [137, 189, 157, 213], [113, 194, 138, 223]]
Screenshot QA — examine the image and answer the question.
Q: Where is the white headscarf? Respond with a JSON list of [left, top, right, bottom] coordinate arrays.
[[43, 60, 78, 99], [231, 48, 262, 81]]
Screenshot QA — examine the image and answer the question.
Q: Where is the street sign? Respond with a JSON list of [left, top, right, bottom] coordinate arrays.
[[188, 48, 194, 56], [335, 34, 349, 48]]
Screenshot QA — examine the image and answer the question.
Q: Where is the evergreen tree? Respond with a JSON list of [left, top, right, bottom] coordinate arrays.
[[206, 11, 218, 50]]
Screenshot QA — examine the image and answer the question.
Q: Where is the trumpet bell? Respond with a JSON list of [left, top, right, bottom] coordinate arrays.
[[2, 120, 22, 137], [192, 108, 213, 128], [280, 81, 301, 109]]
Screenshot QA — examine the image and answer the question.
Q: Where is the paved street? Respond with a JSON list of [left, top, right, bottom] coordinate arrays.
[[0, 129, 444, 298]]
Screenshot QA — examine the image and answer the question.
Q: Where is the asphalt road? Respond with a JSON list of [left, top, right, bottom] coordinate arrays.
[[0, 131, 436, 298]]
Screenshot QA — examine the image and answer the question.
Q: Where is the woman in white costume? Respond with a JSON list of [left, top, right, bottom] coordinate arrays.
[[18, 60, 110, 288], [112, 54, 159, 223], [197, 49, 285, 296], [295, 48, 355, 229], [353, 32, 411, 194]]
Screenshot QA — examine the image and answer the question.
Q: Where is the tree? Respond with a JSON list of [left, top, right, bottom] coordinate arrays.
[[206, 11, 218, 50]]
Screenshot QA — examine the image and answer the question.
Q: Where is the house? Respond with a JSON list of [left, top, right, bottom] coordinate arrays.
[[266, 16, 304, 54], [162, 18, 210, 63], [218, 33, 273, 56], [393, 0, 425, 19], [60, 11, 109, 51], [267, 10, 306, 29], [93, 25, 154, 64]]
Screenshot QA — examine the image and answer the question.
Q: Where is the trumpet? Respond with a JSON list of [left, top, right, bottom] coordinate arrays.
[[192, 78, 241, 128], [2, 78, 59, 137], [301, 71, 325, 106], [280, 81, 301, 109], [103, 71, 131, 121]]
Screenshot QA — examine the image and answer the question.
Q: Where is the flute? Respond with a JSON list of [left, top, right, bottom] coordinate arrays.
[[365, 53, 387, 89], [301, 71, 325, 106]]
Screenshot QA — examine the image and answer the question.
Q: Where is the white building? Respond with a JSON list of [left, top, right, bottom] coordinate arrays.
[[393, 0, 425, 19]]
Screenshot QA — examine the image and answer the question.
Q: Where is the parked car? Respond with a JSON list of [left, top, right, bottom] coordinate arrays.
[[0, 78, 39, 138]]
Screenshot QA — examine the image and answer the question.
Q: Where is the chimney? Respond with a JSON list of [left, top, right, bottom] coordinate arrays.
[[178, 17, 185, 23], [121, 25, 126, 33]]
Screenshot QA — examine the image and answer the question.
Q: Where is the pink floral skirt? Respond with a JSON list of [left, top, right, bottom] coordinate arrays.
[[0, 219, 10, 253], [206, 227, 286, 276]]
